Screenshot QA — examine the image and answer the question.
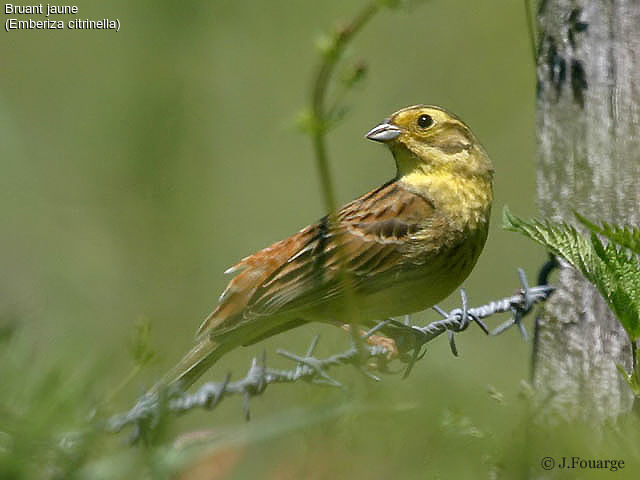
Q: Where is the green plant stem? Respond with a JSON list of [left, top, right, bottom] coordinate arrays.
[[103, 364, 143, 406], [307, 1, 380, 354], [310, 1, 380, 215]]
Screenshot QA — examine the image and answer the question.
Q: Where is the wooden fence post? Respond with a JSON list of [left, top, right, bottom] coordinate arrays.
[[533, 0, 640, 422]]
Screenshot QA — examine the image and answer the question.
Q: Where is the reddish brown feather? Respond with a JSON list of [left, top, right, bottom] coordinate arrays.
[[197, 180, 440, 337]]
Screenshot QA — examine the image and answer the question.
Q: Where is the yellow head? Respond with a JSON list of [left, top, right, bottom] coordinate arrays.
[[365, 105, 493, 182], [366, 105, 493, 228]]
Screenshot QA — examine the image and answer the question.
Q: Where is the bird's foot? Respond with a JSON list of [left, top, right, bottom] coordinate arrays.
[[365, 332, 399, 360], [341, 323, 399, 360]]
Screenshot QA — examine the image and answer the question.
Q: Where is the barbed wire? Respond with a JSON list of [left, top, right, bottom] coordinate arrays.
[[105, 268, 553, 442]]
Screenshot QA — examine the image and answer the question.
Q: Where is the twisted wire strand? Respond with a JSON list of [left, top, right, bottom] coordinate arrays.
[[106, 269, 554, 439]]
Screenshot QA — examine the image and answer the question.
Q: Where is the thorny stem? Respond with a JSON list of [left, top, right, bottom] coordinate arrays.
[[308, 1, 381, 352], [310, 1, 380, 215]]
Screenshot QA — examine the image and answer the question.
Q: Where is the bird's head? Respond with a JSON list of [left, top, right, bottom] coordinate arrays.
[[365, 105, 493, 181]]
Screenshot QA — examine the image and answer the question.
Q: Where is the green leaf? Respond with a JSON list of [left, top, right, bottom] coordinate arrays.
[[129, 319, 156, 368], [503, 207, 595, 276], [503, 207, 640, 340], [590, 233, 640, 339], [575, 211, 640, 255]]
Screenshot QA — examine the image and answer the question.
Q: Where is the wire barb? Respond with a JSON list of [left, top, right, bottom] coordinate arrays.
[[105, 269, 554, 442], [489, 268, 552, 339]]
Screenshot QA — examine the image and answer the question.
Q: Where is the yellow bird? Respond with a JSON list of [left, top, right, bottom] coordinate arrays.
[[159, 105, 494, 391]]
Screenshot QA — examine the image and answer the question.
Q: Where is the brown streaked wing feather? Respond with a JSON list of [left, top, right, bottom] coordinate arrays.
[[243, 181, 436, 318], [196, 225, 316, 336], [198, 180, 438, 337]]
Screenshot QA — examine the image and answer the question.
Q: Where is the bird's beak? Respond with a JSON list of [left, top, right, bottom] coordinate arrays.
[[365, 120, 402, 143]]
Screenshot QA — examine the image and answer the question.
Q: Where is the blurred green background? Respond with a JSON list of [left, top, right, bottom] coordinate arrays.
[[4, 0, 616, 478]]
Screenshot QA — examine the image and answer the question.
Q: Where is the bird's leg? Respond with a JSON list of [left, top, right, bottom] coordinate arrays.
[[339, 322, 399, 360]]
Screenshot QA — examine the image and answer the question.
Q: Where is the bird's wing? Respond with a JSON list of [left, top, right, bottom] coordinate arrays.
[[197, 180, 441, 337]]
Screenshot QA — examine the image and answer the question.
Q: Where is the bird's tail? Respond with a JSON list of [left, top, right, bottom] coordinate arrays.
[[152, 336, 230, 393]]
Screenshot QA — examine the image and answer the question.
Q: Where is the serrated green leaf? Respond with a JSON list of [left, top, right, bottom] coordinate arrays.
[[575, 211, 640, 255], [503, 207, 640, 340], [590, 233, 640, 339], [503, 207, 595, 276]]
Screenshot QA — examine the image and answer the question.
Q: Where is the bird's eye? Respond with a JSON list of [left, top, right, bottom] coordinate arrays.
[[417, 114, 434, 129]]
